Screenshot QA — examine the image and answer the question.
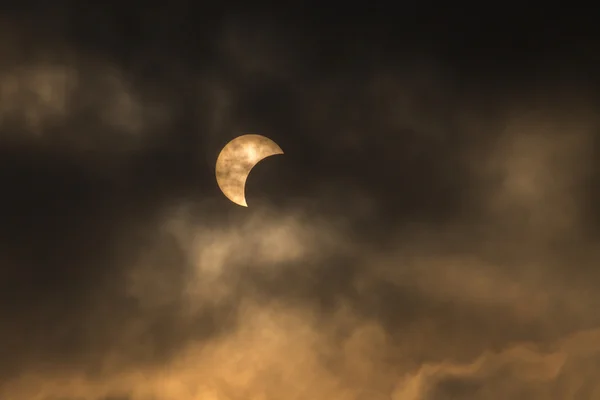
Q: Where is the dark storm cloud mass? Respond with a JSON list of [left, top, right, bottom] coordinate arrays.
[[1, 6, 600, 400]]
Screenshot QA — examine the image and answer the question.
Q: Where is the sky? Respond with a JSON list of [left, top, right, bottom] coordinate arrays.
[[1, 5, 600, 400]]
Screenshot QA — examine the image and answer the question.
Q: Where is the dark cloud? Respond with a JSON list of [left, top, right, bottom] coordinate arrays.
[[1, 5, 600, 400]]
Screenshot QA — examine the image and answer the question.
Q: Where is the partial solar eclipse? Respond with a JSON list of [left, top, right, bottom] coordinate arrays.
[[215, 134, 284, 207]]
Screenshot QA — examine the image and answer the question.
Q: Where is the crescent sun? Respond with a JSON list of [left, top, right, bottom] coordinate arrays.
[[215, 134, 284, 207]]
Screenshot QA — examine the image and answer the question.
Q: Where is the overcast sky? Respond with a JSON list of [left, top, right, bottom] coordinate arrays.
[[1, 5, 600, 400]]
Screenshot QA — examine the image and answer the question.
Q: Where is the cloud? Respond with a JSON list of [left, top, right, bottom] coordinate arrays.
[[395, 327, 600, 400], [1, 9, 600, 400]]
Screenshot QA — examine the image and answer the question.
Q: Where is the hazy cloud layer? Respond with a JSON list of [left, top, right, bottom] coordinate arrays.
[[1, 9, 600, 400]]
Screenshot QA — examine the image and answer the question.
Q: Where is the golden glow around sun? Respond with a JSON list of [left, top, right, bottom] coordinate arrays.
[[215, 134, 284, 207]]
